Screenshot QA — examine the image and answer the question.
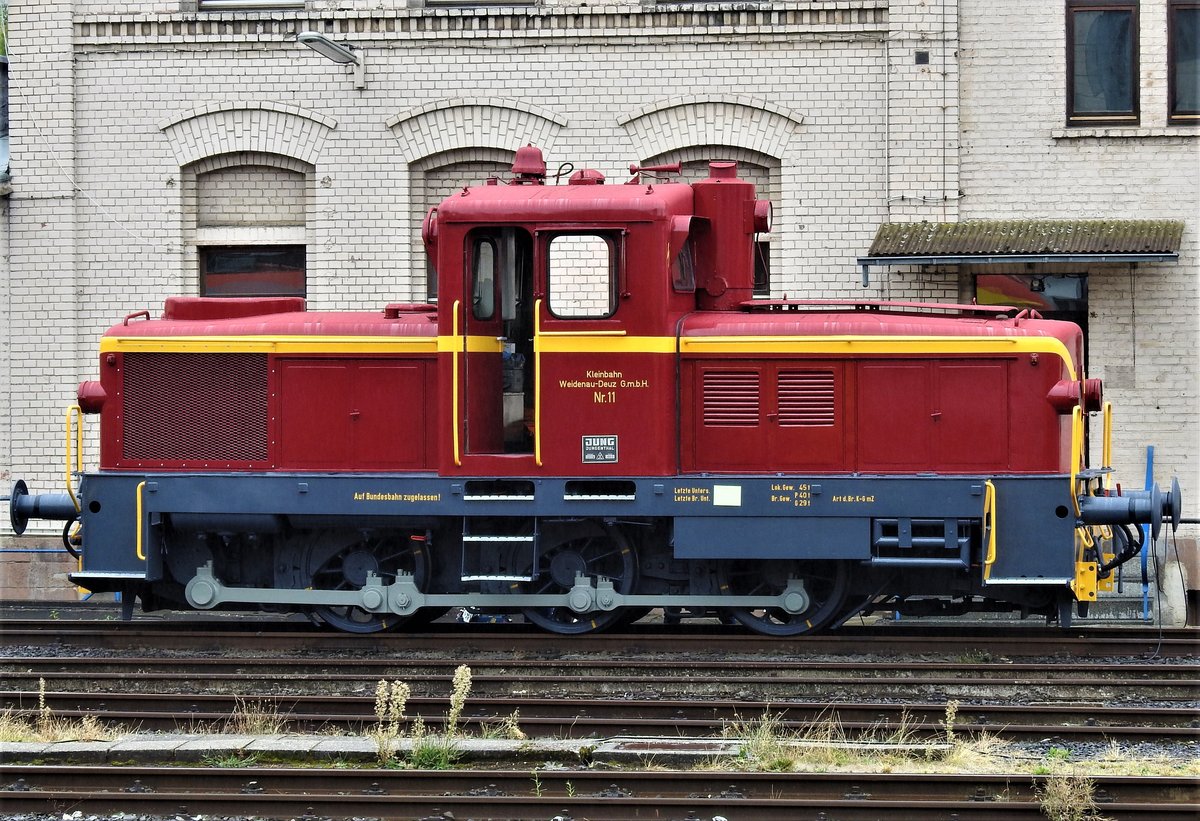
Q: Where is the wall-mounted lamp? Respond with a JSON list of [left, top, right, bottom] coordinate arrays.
[[1029, 276, 1047, 293], [297, 31, 366, 90]]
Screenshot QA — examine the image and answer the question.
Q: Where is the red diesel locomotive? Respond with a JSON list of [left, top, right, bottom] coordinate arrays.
[[7, 146, 1183, 634]]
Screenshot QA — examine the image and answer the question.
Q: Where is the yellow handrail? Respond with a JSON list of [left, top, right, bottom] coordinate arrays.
[[135, 481, 146, 561], [983, 480, 998, 581], [1101, 401, 1113, 490], [1069, 406, 1083, 517], [64, 404, 83, 513], [537, 329, 628, 337], [451, 300, 461, 467], [534, 299, 543, 467]]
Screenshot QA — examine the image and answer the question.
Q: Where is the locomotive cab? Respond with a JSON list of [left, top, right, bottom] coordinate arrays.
[[426, 146, 768, 477]]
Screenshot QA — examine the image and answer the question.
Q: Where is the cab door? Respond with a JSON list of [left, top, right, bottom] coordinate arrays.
[[534, 231, 628, 471], [460, 228, 534, 456]]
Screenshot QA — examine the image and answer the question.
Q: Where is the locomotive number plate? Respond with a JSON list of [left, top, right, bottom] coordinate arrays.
[[582, 435, 618, 463]]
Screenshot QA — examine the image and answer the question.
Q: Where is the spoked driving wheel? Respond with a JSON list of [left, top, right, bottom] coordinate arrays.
[[307, 531, 432, 634], [519, 522, 638, 634], [718, 559, 850, 636]]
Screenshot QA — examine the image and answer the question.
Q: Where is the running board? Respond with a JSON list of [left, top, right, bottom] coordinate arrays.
[[984, 577, 1072, 586], [183, 563, 811, 616]]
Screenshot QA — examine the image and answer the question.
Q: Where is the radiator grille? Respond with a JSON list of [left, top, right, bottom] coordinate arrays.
[[778, 370, 836, 426], [122, 352, 269, 463], [702, 370, 760, 426]]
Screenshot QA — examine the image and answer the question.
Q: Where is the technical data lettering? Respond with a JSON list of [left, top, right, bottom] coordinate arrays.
[[557, 369, 650, 405], [831, 494, 876, 503], [769, 483, 813, 508], [353, 492, 443, 503], [674, 486, 712, 504]]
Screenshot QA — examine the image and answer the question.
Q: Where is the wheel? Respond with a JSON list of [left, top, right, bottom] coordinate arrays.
[[519, 522, 638, 634], [718, 559, 850, 636], [307, 532, 432, 634]]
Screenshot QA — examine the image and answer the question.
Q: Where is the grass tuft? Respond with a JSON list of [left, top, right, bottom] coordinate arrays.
[[223, 696, 289, 736]]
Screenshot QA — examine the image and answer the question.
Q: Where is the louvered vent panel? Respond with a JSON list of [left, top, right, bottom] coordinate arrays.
[[703, 371, 760, 426], [122, 353, 269, 462], [779, 370, 836, 426]]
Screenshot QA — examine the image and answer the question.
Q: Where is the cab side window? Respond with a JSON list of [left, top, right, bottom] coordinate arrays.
[[547, 233, 617, 319], [471, 238, 497, 320]]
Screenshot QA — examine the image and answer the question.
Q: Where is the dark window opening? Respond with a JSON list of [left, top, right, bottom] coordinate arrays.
[[753, 241, 771, 296], [1067, 1, 1139, 125], [1170, 2, 1200, 122], [975, 273, 1089, 365], [200, 245, 306, 298], [471, 238, 497, 320], [427, 259, 439, 303], [672, 238, 696, 293]]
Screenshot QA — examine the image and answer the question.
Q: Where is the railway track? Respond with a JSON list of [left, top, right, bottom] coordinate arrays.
[[3, 765, 1197, 820], [4, 618, 1197, 658], [4, 614, 1196, 818], [3, 620, 1198, 743], [5, 689, 1197, 743], [5, 657, 1196, 706]]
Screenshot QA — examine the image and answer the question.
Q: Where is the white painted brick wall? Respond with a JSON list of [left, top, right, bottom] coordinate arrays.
[[3, 0, 1193, 549], [959, 0, 1198, 529]]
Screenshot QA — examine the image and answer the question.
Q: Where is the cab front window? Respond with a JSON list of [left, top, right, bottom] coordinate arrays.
[[547, 233, 618, 319]]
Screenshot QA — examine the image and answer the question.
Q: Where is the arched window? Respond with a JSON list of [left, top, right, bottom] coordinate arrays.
[[183, 152, 311, 297]]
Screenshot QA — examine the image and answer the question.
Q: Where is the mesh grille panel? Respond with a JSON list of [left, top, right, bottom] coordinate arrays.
[[122, 352, 269, 462], [778, 370, 836, 426], [703, 371, 760, 426]]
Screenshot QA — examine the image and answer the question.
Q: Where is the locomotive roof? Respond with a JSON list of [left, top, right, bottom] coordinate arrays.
[[105, 298, 437, 338], [434, 177, 694, 224], [682, 308, 1084, 346]]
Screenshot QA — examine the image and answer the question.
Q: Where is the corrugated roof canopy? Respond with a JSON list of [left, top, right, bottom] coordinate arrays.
[[857, 219, 1183, 284]]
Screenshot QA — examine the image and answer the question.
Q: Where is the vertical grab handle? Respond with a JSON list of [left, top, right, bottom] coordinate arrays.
[[1069, 406, 1084, 517], [64, 404, 83, 513], [451, 300, 462, 467], [135, 481, 147, 561], [1101, 401, 1113, 490], [983, 480, 998, 581], [533, 299, 543, 467]]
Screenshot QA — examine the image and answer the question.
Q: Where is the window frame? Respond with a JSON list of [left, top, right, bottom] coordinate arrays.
[[1065, 0, 1140, 127], [544, 231, 620, 321], [196, 1, 304, 10], [199, 245, 307, 298], [470, 237, 498, 320], [1169, 0, 1200, 124]]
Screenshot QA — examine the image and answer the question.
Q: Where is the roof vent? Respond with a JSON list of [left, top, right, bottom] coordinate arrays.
[[568, 169, 605, 185]]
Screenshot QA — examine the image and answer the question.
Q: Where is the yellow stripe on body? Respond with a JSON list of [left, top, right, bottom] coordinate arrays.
[[102, 333, 1077, 379], [101, 336, 439, 355]]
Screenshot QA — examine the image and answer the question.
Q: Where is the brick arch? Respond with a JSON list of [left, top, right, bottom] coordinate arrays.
[[387, 99, 567, 163], [618, 96, 802, 162], [408, 146, 517, 300], [185, 151, 313, 177], [158, 103, 337, 167]]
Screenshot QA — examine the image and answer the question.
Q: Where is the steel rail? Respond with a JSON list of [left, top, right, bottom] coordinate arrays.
[[7, 690, 1198, 741], [3, 620, 1197, 659], [2, 766, 1196, 819], [6, 669, 1194, 702], [7, 655, 1195, 681]]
